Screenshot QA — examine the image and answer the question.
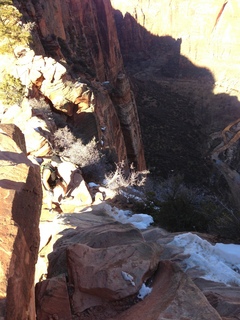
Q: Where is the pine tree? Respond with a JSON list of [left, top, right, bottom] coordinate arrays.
[[0, 73, 26, 105], [0, 0, 31, 55]]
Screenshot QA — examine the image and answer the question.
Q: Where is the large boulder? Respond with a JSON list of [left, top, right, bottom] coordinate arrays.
[[57, 161, 93, 211], [35, 214, 162, 318], [67, 240, 161, 313], [112, 261, 222, 320], [35, 275, 72, 320], [0, 124, 42, 320], [35, 210, 226, 320]]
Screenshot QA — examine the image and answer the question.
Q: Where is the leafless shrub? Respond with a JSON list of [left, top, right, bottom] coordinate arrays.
[[104, 161, 149, 193], [53, 126, 106, 181], [53, 126, 76, 150]]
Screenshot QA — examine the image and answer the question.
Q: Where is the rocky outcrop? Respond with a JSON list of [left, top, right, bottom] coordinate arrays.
[[55, 161, 93, 211], [112, 261, 222, 320], [0, 124, 42, 319], [17, 0, 123, 83], [13, 0, 146, 170], [34, 209, 239, 320], [7, 48, 134, 168], [1, 98, 55, 157]]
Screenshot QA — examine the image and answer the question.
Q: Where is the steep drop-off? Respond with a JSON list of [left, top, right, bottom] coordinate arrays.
[[14, 0, 146, 171], [112, 0, 240, 207], [111, 0, 240, 96]]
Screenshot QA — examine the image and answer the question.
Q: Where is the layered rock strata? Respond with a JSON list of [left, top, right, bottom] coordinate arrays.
[[34, 209, 240, 320], [111, 0, 240, 96], [14, 0, 146, 170], [0, 124, 42, 320]]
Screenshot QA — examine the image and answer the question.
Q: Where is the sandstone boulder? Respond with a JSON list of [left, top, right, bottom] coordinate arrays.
[[0, 100, 54, 157], [35, 275, 72, 320], [194, 278, 240, 320], [57, 161, 92, 211], [35, 209, 229, 320], [67, 241, 161, 312], [35, 215, 162, 318], [112, 261, 222, 320]]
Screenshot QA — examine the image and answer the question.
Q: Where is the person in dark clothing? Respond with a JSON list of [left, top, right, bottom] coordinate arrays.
[[41, 155, 67, 213]]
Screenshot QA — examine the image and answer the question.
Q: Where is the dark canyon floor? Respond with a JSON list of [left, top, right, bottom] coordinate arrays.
[[127, 58, 240, 193]]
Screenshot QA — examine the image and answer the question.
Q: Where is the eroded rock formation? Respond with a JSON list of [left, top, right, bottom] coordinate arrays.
[[13, 0, 146, 170], [34, 209, 240, 320], [0, 124, 42, 320], [35, 211, 220, 319]]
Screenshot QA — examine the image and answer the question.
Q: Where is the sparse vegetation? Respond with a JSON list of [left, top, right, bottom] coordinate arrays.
[[128, 174, 240, 242], [0, 73, 26, 105], [51, 123, 240, 241], [104, 161, 149, 193], [53, 126, 106, 181]]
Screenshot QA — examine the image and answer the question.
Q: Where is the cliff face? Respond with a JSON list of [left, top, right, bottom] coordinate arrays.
[[111, 0, 240, 95], [111, 0, 240, 207], [17, 0, 123, 83], [14, 0, 146, 170], [0, 124, 42, 320]]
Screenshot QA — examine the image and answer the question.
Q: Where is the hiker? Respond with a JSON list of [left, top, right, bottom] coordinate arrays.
[[41, 155, 67, 213]]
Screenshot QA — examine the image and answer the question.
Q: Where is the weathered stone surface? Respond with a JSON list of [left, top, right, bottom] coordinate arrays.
[[70, 242, 158, 295], [67, 241, 161, 312], [20, 0, 123, 83], [35, 213, 161, 317], [47, 220, 146, 277], [194, 278, 240, 320], [8, 47, 145, 169], [35, 275, 72, 320], [111, 261, 222, 320], [112, 73, 146, 169], [0, 123, 27, 153], [0, 100, 54, 157], [15, 0, 146, 170], [0, 124, 42, 320], [57, 161, 92, 210], [36, 209, 238, 320]]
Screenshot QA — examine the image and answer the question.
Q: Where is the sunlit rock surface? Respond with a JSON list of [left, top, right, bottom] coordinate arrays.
[[0, 124, 42, 320]]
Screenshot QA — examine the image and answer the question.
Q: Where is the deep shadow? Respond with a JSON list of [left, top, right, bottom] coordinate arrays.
[[112, 8, 240, 196], [0, 151, 33, 165], [14, 1, 240, 206], [65, 168, 82, 197]]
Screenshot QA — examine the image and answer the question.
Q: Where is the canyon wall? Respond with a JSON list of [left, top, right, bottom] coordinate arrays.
[[111, 0, 240, 207], [111, 0, 240, 97], [14, 0, 146, 170], [0, 124, 42, 320]]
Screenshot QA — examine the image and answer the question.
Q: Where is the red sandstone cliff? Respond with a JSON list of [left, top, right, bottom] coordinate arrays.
[[111, 0, 240, 96], [14, 0, 146, 171], [0, 124, 42, 320]]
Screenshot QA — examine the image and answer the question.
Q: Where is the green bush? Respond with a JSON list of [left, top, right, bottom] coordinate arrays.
[[0, 73, 25, 105], [209, 208, 240, 243], [157, 195, 209, 232], [0, 1, 32, 55]]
